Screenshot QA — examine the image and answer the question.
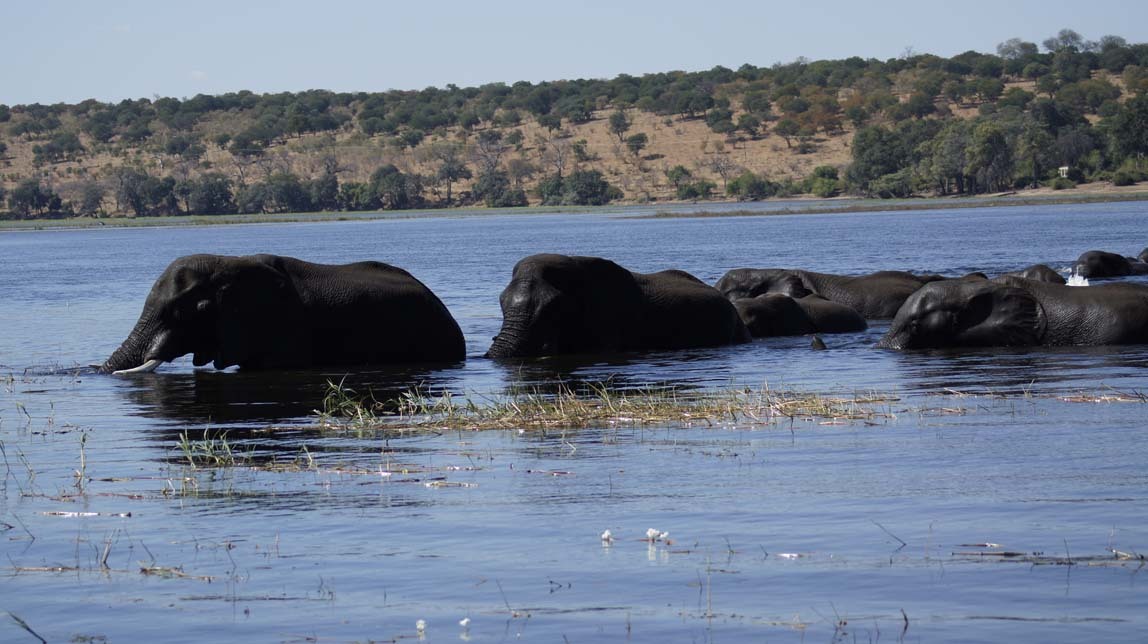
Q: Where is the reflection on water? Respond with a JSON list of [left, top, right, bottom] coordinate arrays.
[[890, 344, 1148, 394], [121, 365, 466, 425]]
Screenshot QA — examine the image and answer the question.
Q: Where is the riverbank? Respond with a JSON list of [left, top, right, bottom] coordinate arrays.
[[3, 184, 1147, 231]]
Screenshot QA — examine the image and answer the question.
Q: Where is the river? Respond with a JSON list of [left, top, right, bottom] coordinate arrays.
[[1, 201, 1146, 642]]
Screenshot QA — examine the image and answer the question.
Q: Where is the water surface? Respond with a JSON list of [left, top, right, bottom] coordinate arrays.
[[1, 201, 1146, 642]]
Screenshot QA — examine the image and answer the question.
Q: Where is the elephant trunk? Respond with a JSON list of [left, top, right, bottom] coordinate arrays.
[[101, 312, 168, 374], [486, 319, 532, 359]]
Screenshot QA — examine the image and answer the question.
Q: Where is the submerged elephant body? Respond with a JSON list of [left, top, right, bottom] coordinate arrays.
[[486, 254, 749, 358], [1073, 250, 1148, 279], [103, 254, 465, 373], [715, 268, 944, 319], [1001, 264, 1066, 285], [732, 294, 867, 337], [877, 276, 1148, 349]]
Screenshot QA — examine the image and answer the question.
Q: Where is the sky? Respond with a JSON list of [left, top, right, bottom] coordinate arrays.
[[4, 0, 1148, 105]]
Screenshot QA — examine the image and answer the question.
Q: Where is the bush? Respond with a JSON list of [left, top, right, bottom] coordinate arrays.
[[677, 180, 717, 200], [474, 170, 529, 208], [808, 177, 840, 198], [537, 170, 621, 206], [1049, 177, 1076, 190], [868, 169, 915, 198], [726, 172, 776, 200], [1112, 170, 1138, 186]]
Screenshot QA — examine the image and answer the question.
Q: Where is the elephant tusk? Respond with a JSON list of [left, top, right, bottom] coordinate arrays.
[[112, 359, 163, 375]]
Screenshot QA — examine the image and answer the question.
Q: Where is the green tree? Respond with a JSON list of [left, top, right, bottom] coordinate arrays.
[[537, 113, 562, 134], [473, 169, 528, 207], [774, 119, 800, 148], [33, 131, 84, 164], [727, 172, 775, 200], [398, 129, 426, 149], [966, 121, 1014, 193], [563, 169, 620, 205], [665, 165, 692, 189], [1108, 94, 1148, 163], [187, 173, 235, 215], [924, 120, 972, 194], [677, 179, 716, 200], [78, 181, 106, 216], [608, 109, 632, 142], [737, 113, 761, 137], [625, 132, 649, 158], [846, 126, 903, 193], [1042, 28, 1084, 53], [430, 142, 471, 205], [1015, 118, 1054, 188], [371, 164, 424, 209], [262, 173, 313, 213], [8, 179, 53, 217], [308, 170, 339, 211], [112, 167, 152, 216]]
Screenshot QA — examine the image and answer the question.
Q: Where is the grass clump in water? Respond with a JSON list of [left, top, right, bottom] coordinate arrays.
[[315, 381, 899, 433], [177, 429, 243, 468]]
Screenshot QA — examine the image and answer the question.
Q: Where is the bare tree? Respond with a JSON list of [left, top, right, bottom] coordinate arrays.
[[471, 130, 508, 175], [704, 153, 739, 190], [537, 134, 572, 178], [507, 157, 538, 188]]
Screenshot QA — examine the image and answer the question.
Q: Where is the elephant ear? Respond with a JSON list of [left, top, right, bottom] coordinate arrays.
[[955, 284, 1046, 347], [212, 262, 306, 369]]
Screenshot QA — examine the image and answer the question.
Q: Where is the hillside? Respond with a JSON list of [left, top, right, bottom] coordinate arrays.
[[2, 28, 1148, 218]]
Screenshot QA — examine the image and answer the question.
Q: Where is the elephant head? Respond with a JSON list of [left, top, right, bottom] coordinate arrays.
[[1074, 250, 1135, 279], [486, 254, 639, 359], [877, 279, 1046, 350], [714, 268, 812, 301], [731, 294, 816, 337], [102, 254, 306, 373], [1003, 264, 1065, 285]]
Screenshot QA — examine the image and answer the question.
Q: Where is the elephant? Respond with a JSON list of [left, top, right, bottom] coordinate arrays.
[[1073, 250, 1148, 279], [486, 254, 750, 358], [731, 293, 867, 337], [715, 268, 950, 319], [1001, 264, 1066, 285], [876, 275, 1148, 349], [102, 254, 466, 373]]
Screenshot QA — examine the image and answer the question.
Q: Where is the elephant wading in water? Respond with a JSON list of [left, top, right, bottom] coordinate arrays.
[[876, 276, 1148, 349], [731, 294, 867, 337], [1073, 250, 1148, 279], [486, 254, 750, 358], [102, 254, 465, 373], [1001, 264, 1066, 285], [715, 268, 949, 319]]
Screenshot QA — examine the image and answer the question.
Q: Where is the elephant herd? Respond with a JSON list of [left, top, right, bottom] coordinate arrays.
[[101, 247, 1148, 374]]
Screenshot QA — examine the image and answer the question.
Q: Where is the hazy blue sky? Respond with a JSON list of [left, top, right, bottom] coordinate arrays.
[[4, 0, 1148, 105]]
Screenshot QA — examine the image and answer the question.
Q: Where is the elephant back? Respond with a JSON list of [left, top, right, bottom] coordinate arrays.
[[637, 269, 751, 347]]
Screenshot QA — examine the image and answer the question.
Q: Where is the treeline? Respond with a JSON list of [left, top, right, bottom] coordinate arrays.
[[3, 28, 1148, 218], [0, 164, 621, 218]]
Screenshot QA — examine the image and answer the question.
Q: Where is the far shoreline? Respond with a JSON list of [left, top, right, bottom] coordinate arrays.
[[3, 185, 1147, 232]]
